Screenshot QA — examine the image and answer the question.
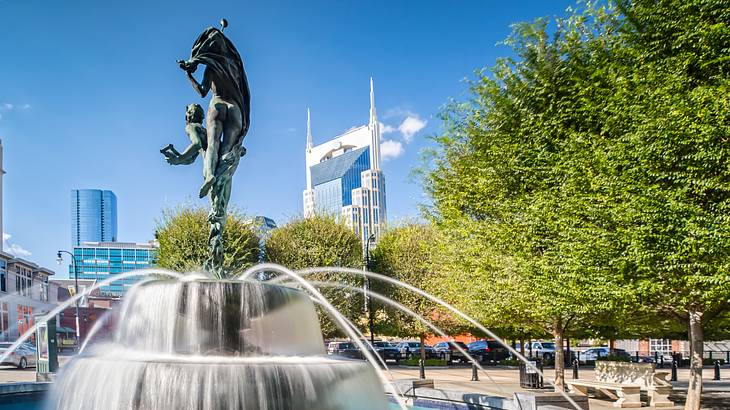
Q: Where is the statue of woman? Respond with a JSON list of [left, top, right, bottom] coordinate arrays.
[[170, 23, 250, 275], [177, 25, 250, 199]]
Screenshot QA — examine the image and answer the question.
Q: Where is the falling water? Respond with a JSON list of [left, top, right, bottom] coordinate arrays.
[[255, 265, 583, 410], [45, 274, 391, 410], [286, 279, 508, 396]]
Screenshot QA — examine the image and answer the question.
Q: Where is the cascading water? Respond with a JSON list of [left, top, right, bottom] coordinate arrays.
[[46, 278, 389, 410]]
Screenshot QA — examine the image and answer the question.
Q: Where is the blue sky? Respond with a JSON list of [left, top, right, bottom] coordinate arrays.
[[0, 0, 573, 275]]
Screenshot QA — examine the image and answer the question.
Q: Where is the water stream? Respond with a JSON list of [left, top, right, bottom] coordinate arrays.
[[0, 262, 584, 409]]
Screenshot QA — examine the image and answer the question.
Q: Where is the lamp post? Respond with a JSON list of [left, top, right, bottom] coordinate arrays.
[[364, 234, 376, 346], [56, 250, 81, 345]]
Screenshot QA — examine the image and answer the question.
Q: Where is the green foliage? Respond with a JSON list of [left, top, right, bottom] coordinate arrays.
[[423, 2, 632, 345], [596, 355, 631, 363], [421, 1, 730, 393], [264, 215, 364, 338], [401, 357, 447, 366], [155, 205, 260, 274], [369, 224, 463, 337]]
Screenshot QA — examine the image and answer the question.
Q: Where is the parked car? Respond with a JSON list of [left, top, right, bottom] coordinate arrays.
[[327, 341, 355, 355], [578, 347, 632, 364], [394, 341, 435, 359], [467, 340, 510, 363], [432, 341, 469, 362], [0, 342, 36, 369], [340, 341, 402, 364], [371, 341, 401, 363], [529, 341, 556, 360]]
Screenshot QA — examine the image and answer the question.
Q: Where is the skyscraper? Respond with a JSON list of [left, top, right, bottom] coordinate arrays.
[[71, 241, 157, 296], [303, 79, 387, 243], [71, 189, 118, 246]]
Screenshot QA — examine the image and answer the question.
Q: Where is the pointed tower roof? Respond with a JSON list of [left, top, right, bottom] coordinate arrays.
[[306, 108, 313, 151], [368, 77, 381, 170]]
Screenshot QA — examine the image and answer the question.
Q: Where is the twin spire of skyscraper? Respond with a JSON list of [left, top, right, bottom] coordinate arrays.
[[306, 77, 380, 170]]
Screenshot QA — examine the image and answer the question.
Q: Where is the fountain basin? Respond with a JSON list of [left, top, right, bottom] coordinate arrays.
[[48, 350, 388, 410], [47, 278, 390, 409]]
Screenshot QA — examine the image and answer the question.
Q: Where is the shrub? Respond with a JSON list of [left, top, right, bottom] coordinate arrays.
[[401, 358, 447, 366]]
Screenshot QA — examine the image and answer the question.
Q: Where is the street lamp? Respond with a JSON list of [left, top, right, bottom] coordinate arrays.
[[363, 234, 376, 346], [56, 250, 81, 345]]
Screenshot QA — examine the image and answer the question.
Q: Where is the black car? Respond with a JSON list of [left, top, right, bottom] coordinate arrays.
[[467, 340, 510, 363], [340, 341, 401, 364]]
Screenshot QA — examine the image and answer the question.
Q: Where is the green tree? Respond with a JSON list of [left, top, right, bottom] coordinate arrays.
[[155, 205, 260, 274], [423, 6, 632, 389], [424, 2, 730, 405], [369, 224, 460, 359], [606, 2, 730, 407], [264, 215, 364, 338]]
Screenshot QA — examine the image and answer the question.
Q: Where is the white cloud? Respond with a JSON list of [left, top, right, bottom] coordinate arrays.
[[398, 115, 427, 143], [380, 139, 404, 161], [2, 233, 32, 258], [1, 104, 14, 110], [384, 106, 417, 119], [21, 104, 30, 110], [379, 122, 396, 135]]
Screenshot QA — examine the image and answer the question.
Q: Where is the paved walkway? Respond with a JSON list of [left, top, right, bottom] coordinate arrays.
[[385, 365, 730, 409], [0, 359, 727, 409]]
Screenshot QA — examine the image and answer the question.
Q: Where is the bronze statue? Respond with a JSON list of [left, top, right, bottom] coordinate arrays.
[[161, 20, 250, 276]]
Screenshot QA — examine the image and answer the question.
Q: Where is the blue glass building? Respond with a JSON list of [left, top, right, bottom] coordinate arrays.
[[71, 189, 118, 246], [71, 242, 157, 296], [310, 146, 371, 216], [303, 79, 387, 244]]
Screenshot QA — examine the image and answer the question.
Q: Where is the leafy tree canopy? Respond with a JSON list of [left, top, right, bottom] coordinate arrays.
[[155, 205, 260, 274]]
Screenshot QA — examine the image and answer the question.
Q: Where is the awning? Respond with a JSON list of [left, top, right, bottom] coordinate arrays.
[[56, 326, 76, 334]]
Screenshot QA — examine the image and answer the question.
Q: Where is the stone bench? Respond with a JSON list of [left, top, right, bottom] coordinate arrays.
[[566, 379, 641, 408], [595, 361, 674, 407]]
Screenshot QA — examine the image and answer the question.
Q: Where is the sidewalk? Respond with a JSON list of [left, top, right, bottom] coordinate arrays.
[[385, 365, 730, 409]]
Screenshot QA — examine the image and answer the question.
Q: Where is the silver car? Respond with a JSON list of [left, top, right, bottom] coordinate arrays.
[[0, 342, 36, 369]]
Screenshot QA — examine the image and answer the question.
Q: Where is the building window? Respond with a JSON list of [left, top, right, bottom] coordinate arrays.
[[40, 277, 49, 302], [17, 305, 32, 336], [0, 303, 8, 341], [649, 339, 672, 354]]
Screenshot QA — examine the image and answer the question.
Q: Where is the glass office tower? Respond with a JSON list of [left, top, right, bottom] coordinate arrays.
[[303, 79, 387, 244], [71, 189, 118, 246], [71, 241, 157, 296]]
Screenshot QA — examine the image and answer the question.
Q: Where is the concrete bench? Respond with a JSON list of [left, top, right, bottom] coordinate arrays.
[[566, 379, 641, 408], [595, 361, 674, 407]]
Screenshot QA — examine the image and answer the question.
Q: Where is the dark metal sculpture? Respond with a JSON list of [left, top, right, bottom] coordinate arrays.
[[161, 20, 250, 276]]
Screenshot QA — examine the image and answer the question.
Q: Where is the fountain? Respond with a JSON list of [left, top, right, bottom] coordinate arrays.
[[46, 279, 390, 409], [0, 18, 581, 410], [37, 21, 394, 410]]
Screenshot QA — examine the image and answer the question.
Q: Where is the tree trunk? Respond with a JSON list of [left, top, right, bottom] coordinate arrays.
[[519, 338, 525, 356], [419, 334, 426, 361], [609, 339, 615, 351], [553, 319, 565, 392], [685, 310, 704, 410]]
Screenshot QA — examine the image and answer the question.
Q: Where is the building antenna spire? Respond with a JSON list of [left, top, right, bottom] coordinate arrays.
[[306, 108, 313, 151], [369, 77, 377, 122], [369, 77, 381, 170]]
